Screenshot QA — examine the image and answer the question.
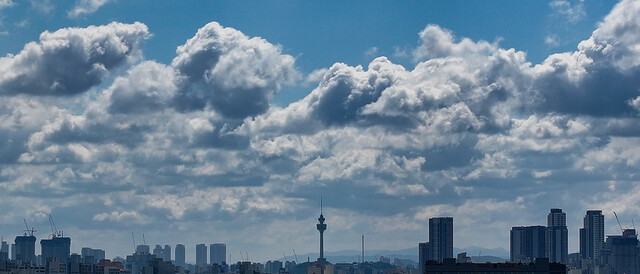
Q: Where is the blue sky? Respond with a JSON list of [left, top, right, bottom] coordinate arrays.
[[0, 0, 639, 263]]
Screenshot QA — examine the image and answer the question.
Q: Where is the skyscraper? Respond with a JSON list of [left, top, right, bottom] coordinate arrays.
[[210, 243, 226, 265], [14, 235, 36, 265], [175, 244, 185, 267], [429, 217, 453, 263], [580, 210, 604, 265], [418, 242, 431, 273], [163, 245, 171, 262], [196, 244, 207, 267], [604, 229, 639, 274], [1, 240, 8, 254], [510, 226, 546, 263], [40, 236, 71, 263], [546, 208, 568, 264]]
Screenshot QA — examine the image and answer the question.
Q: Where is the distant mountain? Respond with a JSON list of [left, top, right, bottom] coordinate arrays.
[[276, 246, 507, 264], [454, 246, 509, 259]]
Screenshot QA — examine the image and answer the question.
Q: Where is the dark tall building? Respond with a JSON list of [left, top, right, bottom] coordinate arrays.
[[510, 226, 547, 263], [603, 229, 639, 274], [580, 210, 604, 265], [175, 244, 185, 267], [210, 243, 226, 265], [196, 244, 207, 267], [429, 217, 453, 263], [546, 208, 568, 264], [424, 258, 565, 274], [14, 235, 36, 265], [41, 237, 71, 263], [418, 242, 432, 273]]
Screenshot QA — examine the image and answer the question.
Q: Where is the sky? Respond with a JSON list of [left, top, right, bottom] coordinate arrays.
[[1, 0, 640, 263]]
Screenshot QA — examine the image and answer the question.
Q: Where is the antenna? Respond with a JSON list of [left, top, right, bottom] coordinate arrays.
[[632, 218, 636, 230], [142, 233, 146, 245], [132, 232, 136, 252], [361, 235, 364, 264], [321, 196, 323, 215], [614, 212, 624, 233]]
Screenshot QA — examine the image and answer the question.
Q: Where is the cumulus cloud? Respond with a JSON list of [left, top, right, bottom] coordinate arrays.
[[172, 22, 299, 119], [0, 0, 14, 9], [549, 0, 586, 23], [68, 0, 113, 18], [4, 0, 640, 260], [0, 22, 149, 96]]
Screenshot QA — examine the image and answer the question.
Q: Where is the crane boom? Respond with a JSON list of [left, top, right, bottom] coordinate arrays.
[[614, 211, 624, 233], [293, 249, 298, 263]]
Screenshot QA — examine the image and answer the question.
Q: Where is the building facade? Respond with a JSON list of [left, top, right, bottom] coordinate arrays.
[[196, 244, 207, 267], [546, 208, 568, 264], [510, 225, 547, 263], [14, 235, 36, 265], [41, 237, 71, 263], [174, 244, 185, 268], [210, 244, 226, 265], [429, 217, 453, 263], [580, 210, 604, 266]]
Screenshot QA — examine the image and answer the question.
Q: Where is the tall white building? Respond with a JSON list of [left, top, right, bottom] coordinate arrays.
[[210, 243, 226, 265]]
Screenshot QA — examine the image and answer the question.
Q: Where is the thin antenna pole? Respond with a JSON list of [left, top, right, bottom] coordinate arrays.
[[361, 235, 364, 264], [321, 196, 323, 215], [132, 232, 136, 252]]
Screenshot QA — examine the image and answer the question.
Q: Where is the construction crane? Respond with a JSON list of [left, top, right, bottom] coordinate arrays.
[[48, 215, 62, 238], [292, 249, 298, 263], [614, 211, 624, 233], [23, 219, 35, 236], [282, 250, 288, 262]]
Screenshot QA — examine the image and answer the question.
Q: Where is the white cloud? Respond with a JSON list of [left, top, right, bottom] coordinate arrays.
[[0, 0, 14, 9], [549, 0, 586, 23], [0, 22, 149, 96], [68, 0, 113, 18]]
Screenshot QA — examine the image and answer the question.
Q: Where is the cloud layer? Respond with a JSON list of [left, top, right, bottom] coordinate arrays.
[[2, 0, 640, 262]]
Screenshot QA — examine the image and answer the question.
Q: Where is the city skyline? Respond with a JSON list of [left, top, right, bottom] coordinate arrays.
[[2, 0, 640, 263]]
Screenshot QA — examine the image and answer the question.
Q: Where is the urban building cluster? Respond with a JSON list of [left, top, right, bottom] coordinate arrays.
[[511, 209, 640, 274], [0, 229, 231, 274], [4, 206, 640, 274]]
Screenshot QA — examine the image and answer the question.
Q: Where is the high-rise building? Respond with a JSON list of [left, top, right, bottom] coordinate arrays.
[[153, 245, 163, 259], [210, 243, 226, 265], [429, 217, 453, 263], [546, 208, 568, 264], [163, 245, 171, 262], [580, 210, 604, 265], [175, 244, 185, 267], [136, 245, 150, 254], [14, 235, 36, 265], [11, 244, 15, 261], [603, 229, 639, 274], [510, 226, 546, 263], [196, 244, 207, 267], [81, 247, 105, 264], [40, 237, 71, 263], [418, 242, 432, 273], [1, 240, 8, 254]]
